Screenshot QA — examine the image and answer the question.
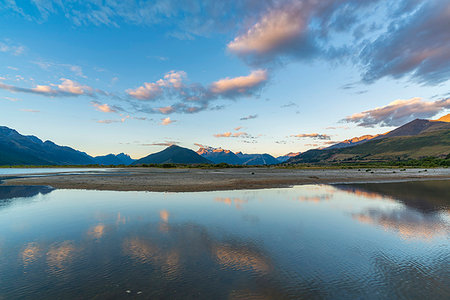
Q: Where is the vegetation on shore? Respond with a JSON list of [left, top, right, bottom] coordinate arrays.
[[1, 155, 449, 169]]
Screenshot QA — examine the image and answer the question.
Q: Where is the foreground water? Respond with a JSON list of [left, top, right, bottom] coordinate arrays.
[[0, 181, 448, 299], [0, 168, 108, 175]]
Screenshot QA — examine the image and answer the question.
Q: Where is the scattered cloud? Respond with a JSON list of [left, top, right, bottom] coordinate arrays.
[[141, 141, 179, 147], [91, 101, 118, 113], [128, 69, 268, 115], [210, 69, 267, 96], [280, 101, 298, 108], [161, 117, 176, 125], [359, 0, 450, 84], [240, 114, 258, 121], [343, 97, 450, 127], [20, 109, 40, 113], [291, 133, 331, 140], [214, 131, 249, 138], [234, 126, 242, 131], [0, 78, 94, 97], [0, 40, 25, 56], [2, 96, 21, 102]]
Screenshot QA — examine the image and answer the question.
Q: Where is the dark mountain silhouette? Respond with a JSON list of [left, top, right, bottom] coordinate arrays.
[[0, 126, 95, 165], [94, 153, 135, 165], [133, 145, 211, 165]]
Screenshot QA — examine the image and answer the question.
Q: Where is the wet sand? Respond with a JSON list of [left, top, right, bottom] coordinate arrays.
[[1, 167, 449, 192]]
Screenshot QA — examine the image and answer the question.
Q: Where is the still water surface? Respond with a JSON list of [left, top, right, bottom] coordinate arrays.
[[0, 168, 107, 175], [0, 181, 448, 299]]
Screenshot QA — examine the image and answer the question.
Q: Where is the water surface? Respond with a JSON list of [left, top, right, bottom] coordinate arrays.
[[0, 168, 108, 176], [0, 181, 448, 299]]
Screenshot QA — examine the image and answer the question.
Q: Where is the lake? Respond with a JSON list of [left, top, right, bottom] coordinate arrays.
[[0, 168, 109, 176], [0, 181, 448, 299]]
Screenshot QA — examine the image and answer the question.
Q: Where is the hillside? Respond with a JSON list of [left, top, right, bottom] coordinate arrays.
[[94, 153, 135, 165], [0, 126, 95, 165], [288, 129, 450, 164], [133, 145, 211, 165]]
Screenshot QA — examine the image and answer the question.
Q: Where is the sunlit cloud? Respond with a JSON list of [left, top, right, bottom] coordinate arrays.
[[214, 131, 249, 138], [343, 97, 450, 127], [91, 101, 117, 113], [161, 117, 175, 125], [210, 69, 267, 96], [291, 133, 331, 140], [227, 2, 309, 61], [0, 78, 94, 97], [128, 69, 268, 115]]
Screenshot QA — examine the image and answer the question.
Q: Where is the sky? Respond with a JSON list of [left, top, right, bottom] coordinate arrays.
[[0, 0, 449, 159]]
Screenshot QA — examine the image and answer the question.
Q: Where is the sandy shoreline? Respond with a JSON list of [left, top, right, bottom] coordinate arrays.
[[1, 167, 449, 192]]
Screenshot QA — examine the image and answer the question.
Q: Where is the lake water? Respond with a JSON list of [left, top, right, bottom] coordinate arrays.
[[0, 181, 448, 299], [0, 168, 108, 176]]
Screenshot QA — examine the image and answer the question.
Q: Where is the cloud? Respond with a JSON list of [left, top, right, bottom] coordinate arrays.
[[128, 70, 268, 115], [291, 133, 331, 140], [20, 109, 40, 113], [359, 0, 450, 84], [234, 126, 242, 131], [343, 97, 450, 127], [2, 96, 21, 102], [280, 101, 298, 108], [91, 101, 117, 113], [141, 141, 179, 146], [214, 131, 249, 138], [240, 114, 258, 120], [0, 40, 24, 55], [209, 69, 267, 96], [97, 119, 119, 124], [161, 117, 175, 125], [227, 1, 314, 64], [0, 78, 94, 97]]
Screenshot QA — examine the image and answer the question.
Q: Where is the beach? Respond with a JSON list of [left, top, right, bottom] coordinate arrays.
[[1, 167, 449, 192]]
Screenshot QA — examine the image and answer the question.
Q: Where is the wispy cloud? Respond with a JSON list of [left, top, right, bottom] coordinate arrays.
[[214, 131, 249, 138], [240, 114, 258, 121], [291, 133, 331, 140], [0, 78, 93, 97], [343, 97, 450, 127], [141, 141, 179, 147], [0, 39, 25, 56], [359, 0, 450, 84], [20, 109, 40, 113]]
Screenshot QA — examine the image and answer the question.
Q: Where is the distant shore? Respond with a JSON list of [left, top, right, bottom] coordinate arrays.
[[1, 167, 449, 192]]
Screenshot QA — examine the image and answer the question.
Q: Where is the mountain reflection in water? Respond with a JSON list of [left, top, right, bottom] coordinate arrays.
[[0, 182, 448, 299]]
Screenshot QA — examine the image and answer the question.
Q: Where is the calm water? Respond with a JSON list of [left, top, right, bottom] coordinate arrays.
[[0, 181, 448, 299], [0, 168, 108, 175]]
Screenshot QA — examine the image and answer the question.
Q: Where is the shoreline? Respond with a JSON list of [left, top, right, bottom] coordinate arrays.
[[1, 167, 449, 192]]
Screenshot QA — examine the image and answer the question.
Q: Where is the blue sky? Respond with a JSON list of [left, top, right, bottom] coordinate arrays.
[[0, 0, 449, 158]]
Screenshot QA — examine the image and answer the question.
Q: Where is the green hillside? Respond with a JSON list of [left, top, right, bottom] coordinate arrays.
[[289, 129, 450, 164]]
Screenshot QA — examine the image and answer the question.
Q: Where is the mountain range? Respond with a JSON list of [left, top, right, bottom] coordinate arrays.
[[288, 115, 450, 164], [196, 146, 280, 165], [0, 126, 134, 166], [1, 114, 449, 166], [133, 145, 211, 165]]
